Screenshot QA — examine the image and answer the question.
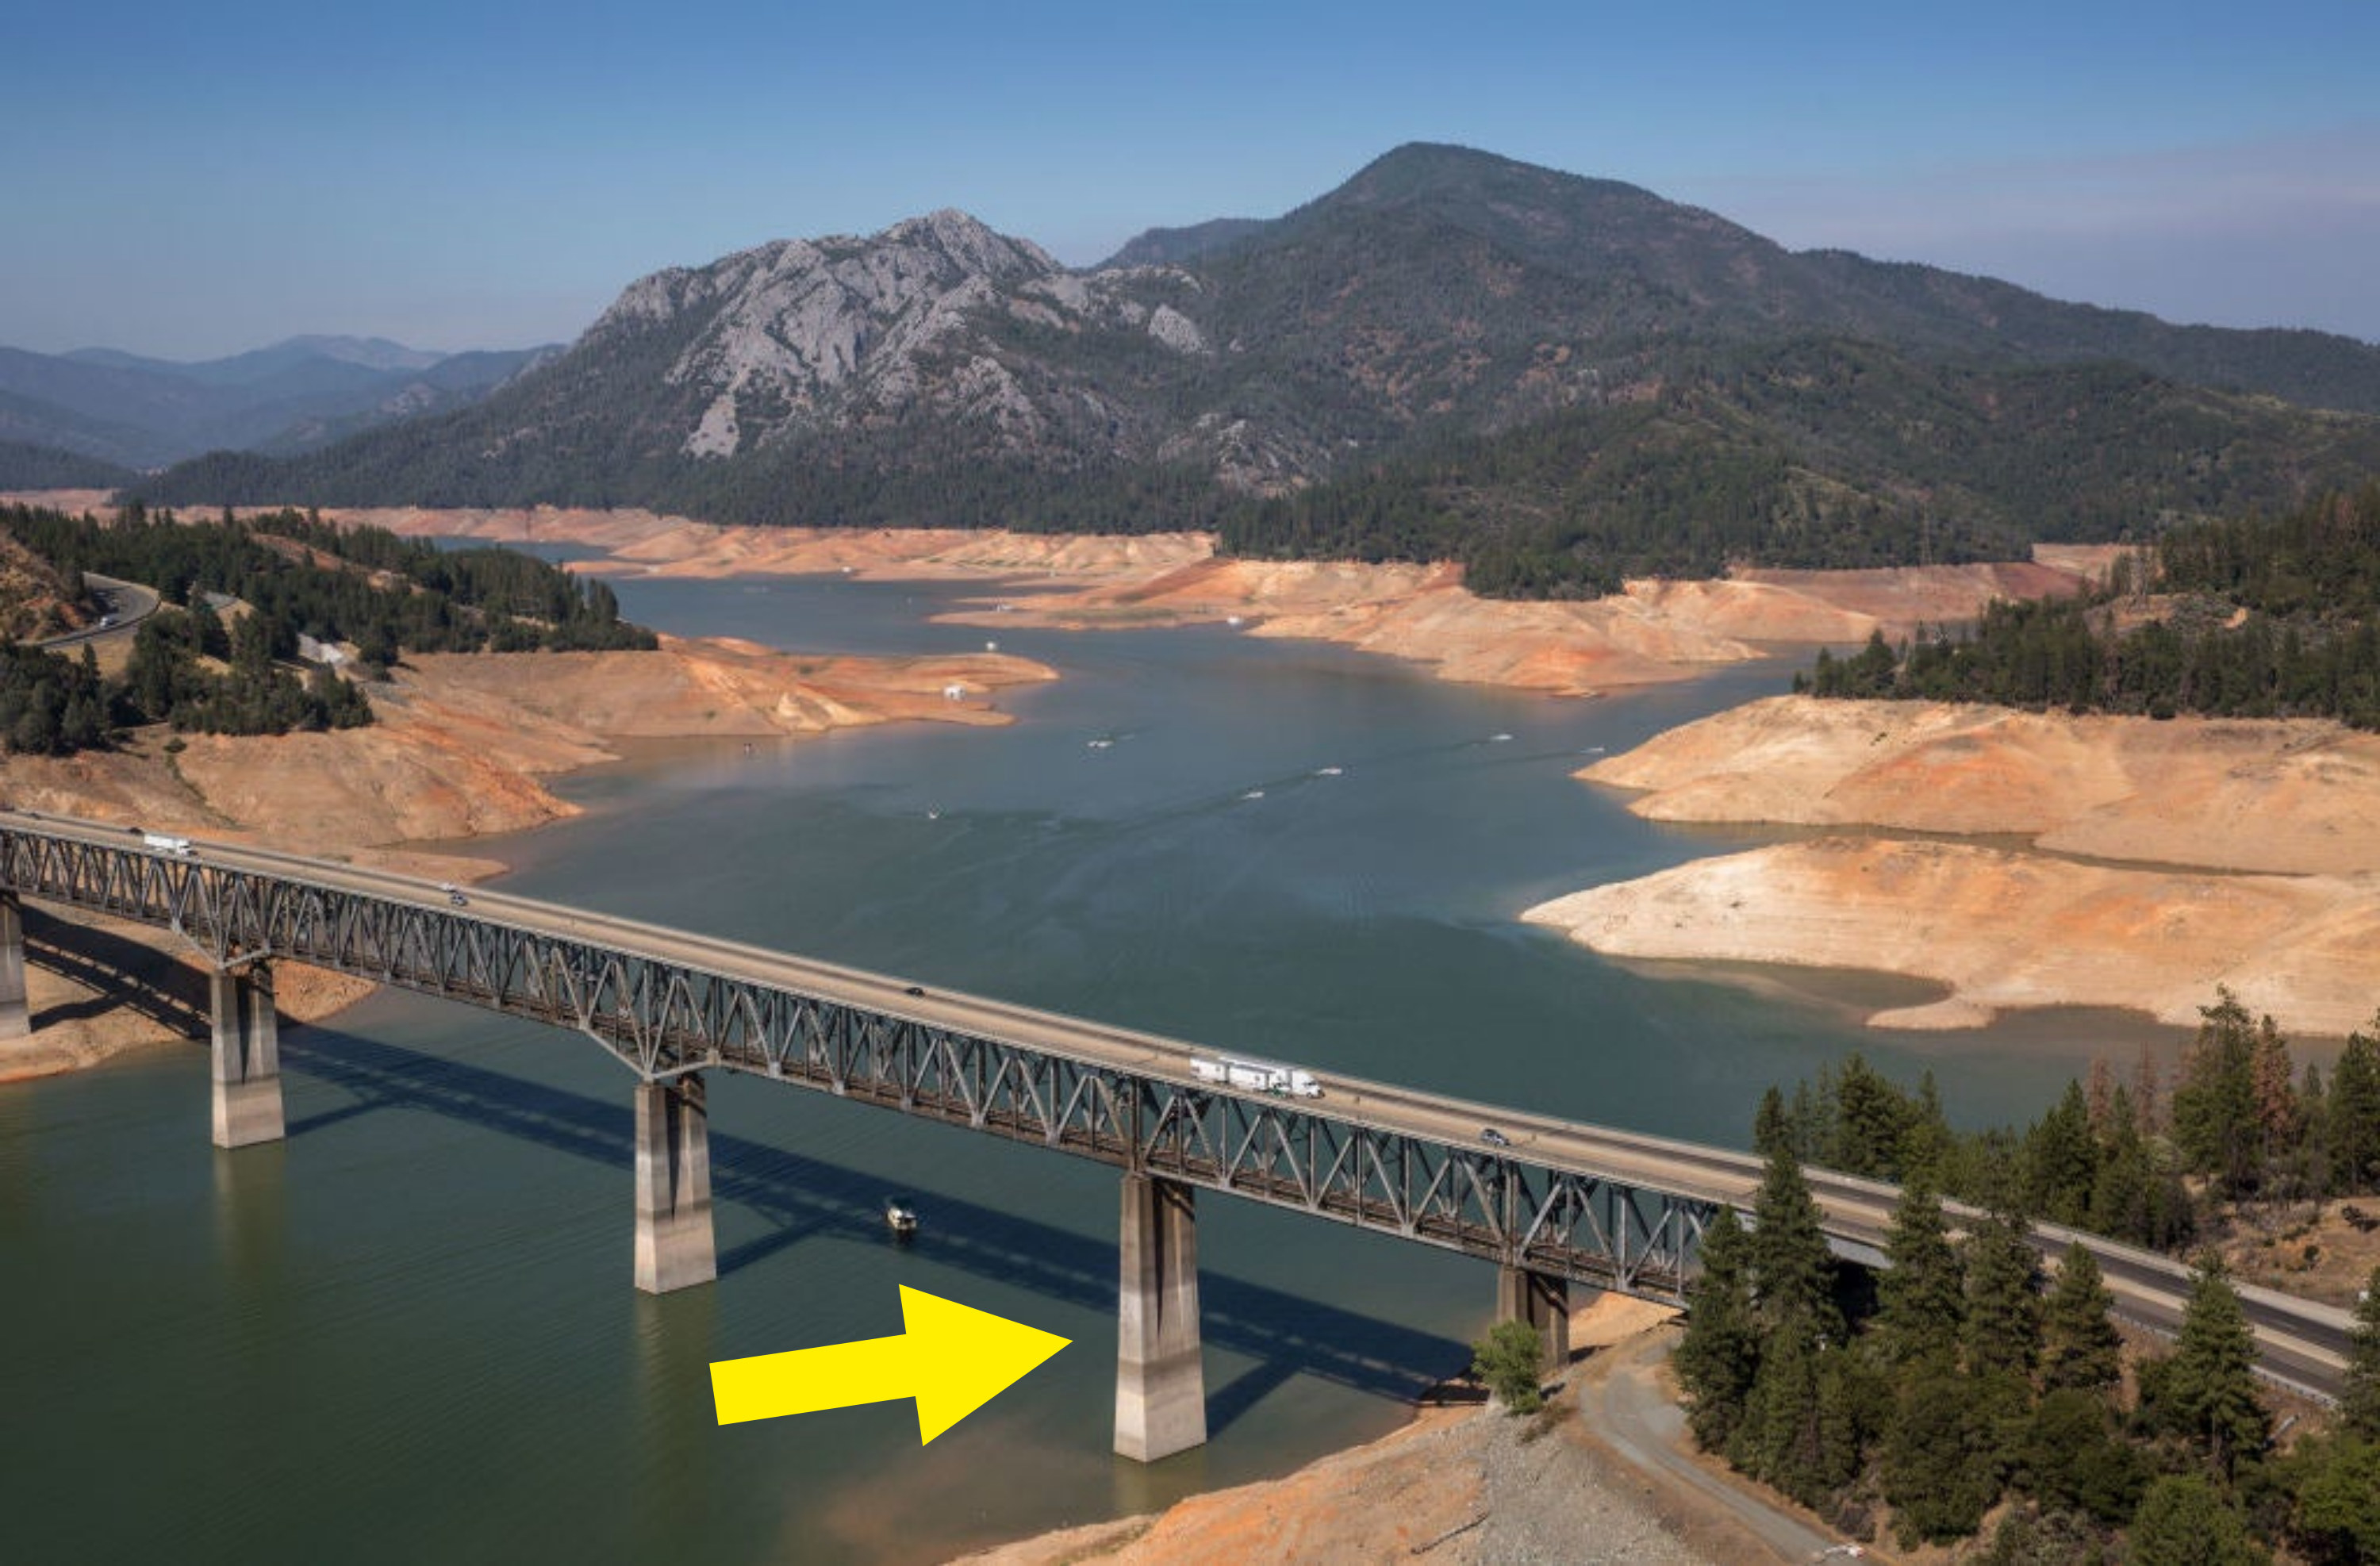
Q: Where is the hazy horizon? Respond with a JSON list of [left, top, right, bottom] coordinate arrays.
[[7, 2, 2376, 359]]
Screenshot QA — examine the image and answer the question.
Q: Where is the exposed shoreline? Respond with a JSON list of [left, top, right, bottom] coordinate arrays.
[[1526, 696, 2380, 1035], [954, 1296, 1781, 1566], [0, 632, 1055, 1081], [335, 503, 2106, 698], [17, 495, 2103, 698]]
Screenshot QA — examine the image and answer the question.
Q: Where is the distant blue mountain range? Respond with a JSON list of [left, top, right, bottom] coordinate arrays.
[[0, 333, 557, 470]]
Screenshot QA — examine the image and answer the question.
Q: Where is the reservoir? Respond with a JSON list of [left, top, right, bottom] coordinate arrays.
[[0, 574, 2166, 1563]]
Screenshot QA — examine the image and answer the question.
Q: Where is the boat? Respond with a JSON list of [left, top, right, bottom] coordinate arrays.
[[884, 1197, 919, 1237]]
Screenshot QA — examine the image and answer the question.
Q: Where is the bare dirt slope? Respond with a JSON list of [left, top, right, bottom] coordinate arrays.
[[957, 1297, 1741, 1566], [1526, 837, 2380, 1033], [1585, 695, 2380, 874], [1528, 696, 2380, 1033]]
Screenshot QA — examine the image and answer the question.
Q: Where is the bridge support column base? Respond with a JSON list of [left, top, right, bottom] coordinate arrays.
[[210, 965, 283, 1150], [1115, 1173, 1205, 1463], [0, 893, 28, 1041], [634, 1074, 715, 1294], [1496, 1265, 1570, 1375]]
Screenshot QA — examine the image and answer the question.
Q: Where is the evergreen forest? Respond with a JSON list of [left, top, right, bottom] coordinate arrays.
[[1675, 995, 2380, 1562], [1799, 483, 2380, 727], [0, 502, 655, 752]]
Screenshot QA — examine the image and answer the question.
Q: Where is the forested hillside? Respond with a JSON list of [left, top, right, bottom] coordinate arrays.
[[1219, 344, 2380, 595], [0, 502, 654, 751], [1800, 483, 2380, 726], [1675, 1010, 2380, 1561], [0, 439, 135, 491]]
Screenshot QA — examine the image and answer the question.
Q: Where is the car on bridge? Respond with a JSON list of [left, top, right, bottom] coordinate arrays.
[[1480, 1127, 1511, 1148]]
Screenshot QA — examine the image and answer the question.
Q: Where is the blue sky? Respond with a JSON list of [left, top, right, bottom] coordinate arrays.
[[6, 0, 2376, 357]]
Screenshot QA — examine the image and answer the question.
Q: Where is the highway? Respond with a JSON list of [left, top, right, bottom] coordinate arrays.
[[31, 573, 159, 650], [4, 808, 2357, 1400]]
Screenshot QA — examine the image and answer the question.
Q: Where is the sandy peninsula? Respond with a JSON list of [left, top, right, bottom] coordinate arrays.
[[1525, 696, 2380, 1034]]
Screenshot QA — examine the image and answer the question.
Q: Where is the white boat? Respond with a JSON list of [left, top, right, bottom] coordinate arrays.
[[1313, 766, 1343, 777], [885, 1197, 919, 1237]]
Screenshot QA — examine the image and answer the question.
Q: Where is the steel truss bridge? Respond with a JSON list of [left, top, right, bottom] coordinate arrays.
[[0, 811, 2354, 1458]]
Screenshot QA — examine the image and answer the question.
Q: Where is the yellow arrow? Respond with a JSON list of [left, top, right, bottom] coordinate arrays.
[[709, 1286, 1070, 1443]]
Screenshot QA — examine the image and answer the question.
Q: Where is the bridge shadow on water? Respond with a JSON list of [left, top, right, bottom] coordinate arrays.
[[20, 907, 1473, 1428], [267, 1023, 1468, 1434]]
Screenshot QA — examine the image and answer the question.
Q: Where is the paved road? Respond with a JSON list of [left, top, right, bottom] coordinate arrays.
[[30, 573, 159, 650], [1, 808, 2355, 1402], [1577, 1330, 1844, 1564]]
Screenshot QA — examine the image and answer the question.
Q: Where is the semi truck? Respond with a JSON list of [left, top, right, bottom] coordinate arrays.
[[1191, 1056, 1322, 1098], [141, 831, 194, 856]]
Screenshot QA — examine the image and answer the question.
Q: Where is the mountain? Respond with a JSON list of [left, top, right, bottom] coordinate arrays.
[[1097, 217, 1270, 269], [0, 439, 137, 492], [67, 334, 447, 384], [139, 144, 2380, 589], [0, 336, 552, 467]]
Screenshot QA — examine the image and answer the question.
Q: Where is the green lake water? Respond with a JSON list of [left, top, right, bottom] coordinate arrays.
[[0, 574, 2178, 1563]]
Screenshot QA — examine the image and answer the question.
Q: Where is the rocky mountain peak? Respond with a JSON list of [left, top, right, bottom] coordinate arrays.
[[575, 209, 1103, 459]]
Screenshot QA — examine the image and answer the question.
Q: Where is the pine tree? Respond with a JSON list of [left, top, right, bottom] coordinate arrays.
[[1963, 1209, 2043, 1382], [1749, 1141, 1838, 1345], [2086, 1056, 2117, 1131], [2164, 1257, 2269, 1482], [2040, 1242, 2123, 1395], [2128, 1475, 2265, 1566], [1675, 1207, 1759, 1449], [2291, 1435, 2380, 1563], [1883, 1363, 2017, 1545], [2249, 1015, 2300, 1198], [2020, 1386, 2145, 1526], [1829, 1052, 1911, 1180], [1902, 1069, 1952, 1187], [1752, 1086, 1792, 1161], [1875, 1176, 1963, 1368], [2022, 1079, 2100, 1226], [1733, 1326, 1829, 1507], [2332, 1024, 2380, 1194], [2175, 990, 2264, 1198], [2344, 1263, 2380, 1440]]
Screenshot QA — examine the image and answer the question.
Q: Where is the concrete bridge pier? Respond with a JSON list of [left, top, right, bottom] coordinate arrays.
[[1115, 1173, 1206, 1463], [0, 892, 28, 1040], [1496, 1265, 1571, 1375], [633, 1073, 716, 1293], [210, 964, 285, 1148]]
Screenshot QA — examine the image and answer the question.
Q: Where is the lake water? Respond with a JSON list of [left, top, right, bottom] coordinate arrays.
[[0, 574, 2175, 1563]]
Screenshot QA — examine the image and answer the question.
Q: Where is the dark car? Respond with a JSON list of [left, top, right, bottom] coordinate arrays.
[[902, 985, 927, 997], [1480, 1127, 1511, 1148]]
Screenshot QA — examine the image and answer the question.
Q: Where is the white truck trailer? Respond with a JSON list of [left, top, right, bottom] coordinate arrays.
[[1190, 1056, 1322, 1098], [141, 831, 194, 856]]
